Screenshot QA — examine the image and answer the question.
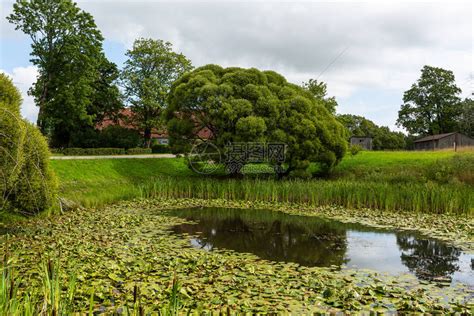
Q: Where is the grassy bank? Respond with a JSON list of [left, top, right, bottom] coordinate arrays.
[[50, 151, 474, 215]]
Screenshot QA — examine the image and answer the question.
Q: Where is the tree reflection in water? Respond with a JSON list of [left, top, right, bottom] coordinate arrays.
[[167, 207, 468, 283], [170, 208, 349, 267], [396, 235, 461, 282]]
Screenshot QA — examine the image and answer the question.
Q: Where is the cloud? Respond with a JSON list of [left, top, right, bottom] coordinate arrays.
[[0, 66, 39, 123], [78, 1, 472, 103]]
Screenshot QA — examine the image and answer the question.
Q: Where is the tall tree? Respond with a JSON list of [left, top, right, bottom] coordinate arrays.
[[458, 98, 474, 138], [302, 79, 337, 114], [121, 38, 193, 147], [7, 0, 120, 147], [397, 65, 462, 136]]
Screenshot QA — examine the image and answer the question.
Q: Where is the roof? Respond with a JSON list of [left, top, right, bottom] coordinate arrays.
[[414, 132, 456, 143], [96, 108, 213, 139]]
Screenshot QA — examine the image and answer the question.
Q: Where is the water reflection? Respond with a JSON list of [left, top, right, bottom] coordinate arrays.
[[167, 207, 473, 286]]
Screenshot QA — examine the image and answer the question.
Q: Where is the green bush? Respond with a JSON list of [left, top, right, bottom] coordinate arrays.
[[350, 145, 362, 157], [62, 148, 126, 156], [151, 144, 171, 154], [126, 148, 152, 155], [9, 122, 58, 215], [0, 73, 57, 215]]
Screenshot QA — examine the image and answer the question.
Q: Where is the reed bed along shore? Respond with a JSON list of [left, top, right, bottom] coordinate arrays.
[[139, 177, 473, 216]]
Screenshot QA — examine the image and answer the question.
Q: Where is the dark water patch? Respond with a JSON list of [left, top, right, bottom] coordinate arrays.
[[166, 207, 473, 287]]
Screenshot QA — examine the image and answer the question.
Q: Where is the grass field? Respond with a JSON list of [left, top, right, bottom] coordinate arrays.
[[49, 150, 474, 215]]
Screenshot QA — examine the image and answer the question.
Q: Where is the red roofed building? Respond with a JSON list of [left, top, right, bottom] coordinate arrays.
[[96, 108, 212, 145]]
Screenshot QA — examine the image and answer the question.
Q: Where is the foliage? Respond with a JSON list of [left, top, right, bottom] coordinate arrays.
[[458, 98, 474, 138], [337, 114, 406, 150], [121, 38, 193, 147], [0, 73, 25, 212], [350, 145, 362, 157], [397, 65, 462, 136], [62, 147, 126, 156], [166, 65, 347, 177], [8, 122, 58, 215], [99, 125, 141, 149], [302, 79, 338, 114], [126, 148, 152, 155], [0, 74, 57, 215], [7, 0, 121, 147], [152, 144, 172, 154]]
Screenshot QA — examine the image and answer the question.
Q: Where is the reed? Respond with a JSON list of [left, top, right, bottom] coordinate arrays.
[[139, 177, 473, 216]]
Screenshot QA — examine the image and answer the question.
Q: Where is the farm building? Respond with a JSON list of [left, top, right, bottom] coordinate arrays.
[[413, 132, 474, 150], [350, 136, 373, 150]]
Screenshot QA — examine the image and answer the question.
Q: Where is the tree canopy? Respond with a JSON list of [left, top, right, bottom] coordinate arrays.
[[166, 65, 347, 177], [397, 65, 462, 136], [302, 79, 338, 114], [121, 38, 193, 147], [337, 114, 406, 150], [7, 0, 121, 147]]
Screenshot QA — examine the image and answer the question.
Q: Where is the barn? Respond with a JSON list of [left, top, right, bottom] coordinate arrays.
[[350, 136, 373, 150], [413, 132, 474, 150]]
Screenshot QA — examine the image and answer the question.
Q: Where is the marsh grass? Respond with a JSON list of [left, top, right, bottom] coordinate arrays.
[[140, 177, 473, 215]]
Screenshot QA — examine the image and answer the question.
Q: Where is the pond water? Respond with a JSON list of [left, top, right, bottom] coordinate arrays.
[[166, 207, 474, 287]]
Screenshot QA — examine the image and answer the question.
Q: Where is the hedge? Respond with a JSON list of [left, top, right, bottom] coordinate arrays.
[[126, 148, 152, 155], [62, 148, 126, 156], [152, 144, 171, 154]]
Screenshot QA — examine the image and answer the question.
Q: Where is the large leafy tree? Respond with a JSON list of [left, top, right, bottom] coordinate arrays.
[[397, 65, 462, 136], [338, 114, 406, 150], [302, 79, 338, 114], [458, 98, 474, 138], [166, 65, 347, 178], [121, 38, 193, 147], [7, 0, 121, 147]]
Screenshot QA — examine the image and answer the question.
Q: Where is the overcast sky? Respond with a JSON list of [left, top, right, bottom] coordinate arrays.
[[1, 0, 472, 131]]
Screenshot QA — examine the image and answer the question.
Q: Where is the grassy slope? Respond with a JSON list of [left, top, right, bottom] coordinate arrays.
[[49, 150, 473, 214], [50, 157, 194, 207]]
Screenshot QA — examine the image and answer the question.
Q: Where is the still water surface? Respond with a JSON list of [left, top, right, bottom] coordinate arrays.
[[166, 207, 473, 287]]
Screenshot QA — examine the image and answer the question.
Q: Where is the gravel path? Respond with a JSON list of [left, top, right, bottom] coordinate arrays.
[[51, 154, 176, 160]]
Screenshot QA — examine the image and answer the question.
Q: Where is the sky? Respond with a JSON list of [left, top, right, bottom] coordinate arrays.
[[0, 0, 472, 132]]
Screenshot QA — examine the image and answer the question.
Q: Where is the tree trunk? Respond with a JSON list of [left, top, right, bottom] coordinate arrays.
[[144, 127, 152, 148]]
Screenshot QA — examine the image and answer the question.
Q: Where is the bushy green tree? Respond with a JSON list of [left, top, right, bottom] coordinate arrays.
[[0, 73, 57, 215], [166, 65, 347, 177], [121, 38, 193, 147], [397, 65, 462, 136], [7, 0, 122, 147], [302, 79, 338, 114]]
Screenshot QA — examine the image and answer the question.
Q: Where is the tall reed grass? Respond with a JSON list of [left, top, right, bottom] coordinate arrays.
[[139, 177, 473, 215]]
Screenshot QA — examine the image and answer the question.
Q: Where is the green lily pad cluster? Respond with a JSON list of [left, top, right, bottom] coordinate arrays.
[[0, 198, 472, 313]]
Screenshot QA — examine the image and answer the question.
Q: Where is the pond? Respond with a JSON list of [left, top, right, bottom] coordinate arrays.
[[166, 207, 474, 287]]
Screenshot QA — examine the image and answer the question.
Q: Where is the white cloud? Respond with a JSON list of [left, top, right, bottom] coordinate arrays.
[[1, 66, 39, 123]]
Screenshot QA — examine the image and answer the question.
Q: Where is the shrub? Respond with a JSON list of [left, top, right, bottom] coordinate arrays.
[[8, 122, 58, 215], [62, 148, 126, 156], [126, 148, 152, 155], [0, 74, 57, 215], [151, 144, 171, 154], [350, 145, 362, 157]]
